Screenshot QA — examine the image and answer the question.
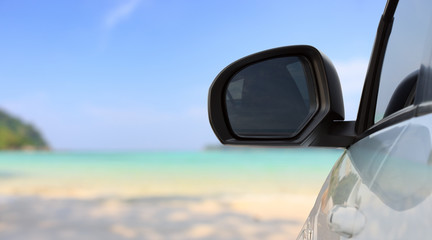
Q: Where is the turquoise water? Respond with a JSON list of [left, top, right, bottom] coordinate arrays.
[[0, 148, 343, 196]]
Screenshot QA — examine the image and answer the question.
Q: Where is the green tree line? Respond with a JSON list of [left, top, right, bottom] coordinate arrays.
[[0, 109, 48, 150]]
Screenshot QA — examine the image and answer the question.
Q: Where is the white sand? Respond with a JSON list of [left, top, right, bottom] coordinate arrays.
[[0, 193, 317, 240]]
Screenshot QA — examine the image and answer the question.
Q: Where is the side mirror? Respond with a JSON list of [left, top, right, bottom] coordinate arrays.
[[208, 45, 354, 147]]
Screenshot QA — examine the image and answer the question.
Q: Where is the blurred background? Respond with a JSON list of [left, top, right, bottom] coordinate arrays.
[[0, 0, 385, 239]]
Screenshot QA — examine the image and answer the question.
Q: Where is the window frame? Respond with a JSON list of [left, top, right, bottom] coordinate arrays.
[[354, 0, 432, 140]]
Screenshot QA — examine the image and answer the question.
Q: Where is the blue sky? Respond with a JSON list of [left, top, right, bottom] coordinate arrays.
[[0, 0, 386, 150]]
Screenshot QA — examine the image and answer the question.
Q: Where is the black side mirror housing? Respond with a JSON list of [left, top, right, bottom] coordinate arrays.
[[208, 45, 355, 147]]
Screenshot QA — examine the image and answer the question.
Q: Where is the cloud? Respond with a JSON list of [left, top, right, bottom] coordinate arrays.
[[104, 0, 142, 30], [334, 59, 369, 120], [185, 106, 207, 120]]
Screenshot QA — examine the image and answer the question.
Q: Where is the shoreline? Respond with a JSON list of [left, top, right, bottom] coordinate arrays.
[[0, 150, 335, 239]]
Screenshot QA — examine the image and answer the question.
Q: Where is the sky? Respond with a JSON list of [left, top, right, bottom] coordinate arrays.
[[0, 0, 387, 150]]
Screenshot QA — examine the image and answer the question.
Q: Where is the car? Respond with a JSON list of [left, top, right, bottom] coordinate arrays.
[[207, 0, 432, 239]]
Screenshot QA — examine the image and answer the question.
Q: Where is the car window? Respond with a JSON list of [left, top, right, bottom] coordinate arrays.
[[374, 0, 432, 123]]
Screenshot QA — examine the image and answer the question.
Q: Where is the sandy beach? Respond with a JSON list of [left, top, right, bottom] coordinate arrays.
[[0, 150, 340, 239], [0, 193, 316, 240], [0, 175, 319, 240]]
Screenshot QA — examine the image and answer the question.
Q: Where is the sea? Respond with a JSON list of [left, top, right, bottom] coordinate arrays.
[[0, 148, 344, 198]]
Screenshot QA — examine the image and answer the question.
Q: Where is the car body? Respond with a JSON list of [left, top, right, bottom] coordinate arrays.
[[208, 0, 432, 239]]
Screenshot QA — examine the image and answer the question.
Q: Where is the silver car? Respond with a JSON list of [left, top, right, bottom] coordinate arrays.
[[208, 0, 432, 239]]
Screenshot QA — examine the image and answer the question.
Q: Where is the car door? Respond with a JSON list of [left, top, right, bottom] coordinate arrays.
[[297, 0, 432, 239]]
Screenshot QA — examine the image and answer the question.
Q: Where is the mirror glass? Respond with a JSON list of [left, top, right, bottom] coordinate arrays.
[[225, 56, 317, 137]]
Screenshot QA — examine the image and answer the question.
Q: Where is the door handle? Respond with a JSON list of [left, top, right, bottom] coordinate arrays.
[[328, 205, 366, 238]]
